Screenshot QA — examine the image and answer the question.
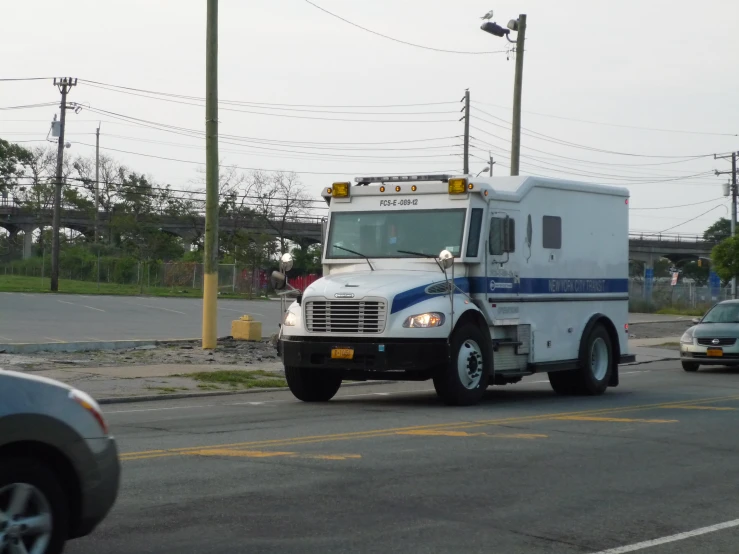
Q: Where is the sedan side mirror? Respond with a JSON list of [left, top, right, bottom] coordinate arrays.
[[691, 317, 701, 325]]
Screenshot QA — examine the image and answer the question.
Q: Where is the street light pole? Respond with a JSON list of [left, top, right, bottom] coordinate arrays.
[[509, 14, 526, 176], [480, 13, 527, 176]]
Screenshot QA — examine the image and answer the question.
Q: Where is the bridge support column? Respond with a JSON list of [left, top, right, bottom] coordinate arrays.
[[18, 225, 36, 260], [643, 253, 655, 303]]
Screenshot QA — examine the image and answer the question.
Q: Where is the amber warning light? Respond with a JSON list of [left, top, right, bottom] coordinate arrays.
[[448, 178, 467, 194], [331, 182, 350, 197]]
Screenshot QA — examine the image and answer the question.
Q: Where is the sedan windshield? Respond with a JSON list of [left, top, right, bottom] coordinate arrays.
[[325, 209, 466, 259], [701, 303, 739, 323]]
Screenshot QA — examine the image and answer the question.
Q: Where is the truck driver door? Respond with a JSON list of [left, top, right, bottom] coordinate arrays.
[[486, 210, 520, 324]]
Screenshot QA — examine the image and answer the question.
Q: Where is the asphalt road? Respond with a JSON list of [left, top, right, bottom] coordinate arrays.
[[0, 292, 283, 343], [0, 291, 687, 344], [67, 360, 739, 554]]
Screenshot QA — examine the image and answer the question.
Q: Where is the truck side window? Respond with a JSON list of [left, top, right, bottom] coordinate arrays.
[[542, 215, 562, 249], [489, 217, 515, 255], [466, 208, 483, 257]]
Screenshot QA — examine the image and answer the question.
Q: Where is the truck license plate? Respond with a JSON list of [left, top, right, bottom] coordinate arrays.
[[331, 348, 354, 360], [706, 348, 723, 357]]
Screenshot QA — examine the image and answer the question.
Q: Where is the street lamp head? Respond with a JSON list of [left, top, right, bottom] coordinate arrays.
[[480, 21, 510, 38], [507, 18, 519, 31]]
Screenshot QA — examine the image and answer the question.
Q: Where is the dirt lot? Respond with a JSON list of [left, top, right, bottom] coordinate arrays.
[[629, 320, 693, 340], [0, 337, 280, 372]]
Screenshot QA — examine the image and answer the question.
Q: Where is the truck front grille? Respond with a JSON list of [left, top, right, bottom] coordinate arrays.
[[305, 300, 387, 333]]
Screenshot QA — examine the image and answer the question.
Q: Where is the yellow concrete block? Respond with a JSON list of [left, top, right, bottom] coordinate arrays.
[[231, 315, 262, 341]]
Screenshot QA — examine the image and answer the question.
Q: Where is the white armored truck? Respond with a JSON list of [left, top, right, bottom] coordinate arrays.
[[275, 174, 635, 406]]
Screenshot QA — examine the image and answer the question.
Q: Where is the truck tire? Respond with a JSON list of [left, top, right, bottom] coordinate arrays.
[[0, 457, 69, 554], [549, 324, 613, 396], [433, 324, 491, 406], [682, 361, 700, 372], [285, 366, 342, 402]]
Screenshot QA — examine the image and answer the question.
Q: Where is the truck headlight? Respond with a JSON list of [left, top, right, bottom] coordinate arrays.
[[403, 312, 445, 328], [284, 311, 298, 326], [680, 330, 694, 344]]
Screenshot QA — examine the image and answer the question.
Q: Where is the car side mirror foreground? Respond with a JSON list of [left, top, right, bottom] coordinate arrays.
[[691, 318, 701, 325]]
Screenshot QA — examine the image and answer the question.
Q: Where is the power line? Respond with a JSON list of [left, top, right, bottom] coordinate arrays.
[[302, 0, 506, 55], [0, 102, 58, 111], [630, 197, 727, 211], [82, 81, 459, 115], [472, 109, 716, 159], [658, 204, 728, 234], [79, 79, 459, 109], [0, 77, 54, 82], [72, 141, 459, 176], [475, 100, 739, 137]]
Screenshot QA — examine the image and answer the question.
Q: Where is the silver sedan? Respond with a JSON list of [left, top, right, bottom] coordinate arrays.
[[680, 300, 739, 372], [0, 370, 120, 554]]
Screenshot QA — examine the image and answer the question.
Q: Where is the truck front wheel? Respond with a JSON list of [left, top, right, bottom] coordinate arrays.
[[285, 367, 342, 402], [433, 324, 491, 406]]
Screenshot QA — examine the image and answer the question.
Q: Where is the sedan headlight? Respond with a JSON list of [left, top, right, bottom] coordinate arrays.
[[283, 311, 298, 326], [403, 312, 445, 328], [680, 330, 694, 344]]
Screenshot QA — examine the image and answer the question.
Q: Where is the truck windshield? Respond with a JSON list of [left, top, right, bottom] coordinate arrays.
[[326, 209, 466, 259]]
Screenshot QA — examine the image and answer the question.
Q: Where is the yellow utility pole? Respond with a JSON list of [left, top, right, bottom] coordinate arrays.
[[203, 0, 219, 348]]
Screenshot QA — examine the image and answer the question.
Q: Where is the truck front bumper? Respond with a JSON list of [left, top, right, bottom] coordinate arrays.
[[279, 336, 449, 374]]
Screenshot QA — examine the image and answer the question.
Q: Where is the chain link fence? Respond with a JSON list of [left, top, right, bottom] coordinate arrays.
[[629, 280, 731, 313]]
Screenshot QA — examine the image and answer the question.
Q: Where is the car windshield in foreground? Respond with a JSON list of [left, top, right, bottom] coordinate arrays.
[[325, 209, 466, 259], [701, 303, 739, 323]]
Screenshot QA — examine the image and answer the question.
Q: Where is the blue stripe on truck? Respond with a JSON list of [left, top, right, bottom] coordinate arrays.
[[390, 277, 629, 314]]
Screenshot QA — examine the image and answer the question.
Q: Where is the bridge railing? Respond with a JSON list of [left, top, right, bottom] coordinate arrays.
[[628, 232, 716, 244]]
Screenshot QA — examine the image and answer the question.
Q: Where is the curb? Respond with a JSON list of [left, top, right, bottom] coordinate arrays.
[[97, 380, 397, 405], [0, 337, 206, 354], [622, 357, 678, 367]]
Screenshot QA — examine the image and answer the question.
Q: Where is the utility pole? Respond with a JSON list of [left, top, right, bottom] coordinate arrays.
[[510, 14, 526, 176], [462, 89, 470, 175], [733, 152, 737, 299], [203, 0, 219, 349], [715, 151, 738, 298], [95, 124, 101, 290], [50, 77, 77, 292], [489, 152, 495, 176]]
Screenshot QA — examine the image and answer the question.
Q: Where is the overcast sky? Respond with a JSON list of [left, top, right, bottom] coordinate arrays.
[[1, 0, 738, 236]]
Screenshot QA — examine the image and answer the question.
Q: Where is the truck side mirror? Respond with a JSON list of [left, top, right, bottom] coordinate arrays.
[[280, 253, 294, 272], [271, 270, 287, 290], [438, 249, 454, 269]]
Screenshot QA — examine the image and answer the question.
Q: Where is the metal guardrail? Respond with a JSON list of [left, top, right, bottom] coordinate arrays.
[[628, 233, 716, 244]]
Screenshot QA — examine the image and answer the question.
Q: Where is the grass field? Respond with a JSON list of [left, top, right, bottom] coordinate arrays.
[[0, 274, 270, 299]]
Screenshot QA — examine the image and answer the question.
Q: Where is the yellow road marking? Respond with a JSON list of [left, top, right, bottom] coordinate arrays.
[[553, 416, 678, 423], [396, 429, 547, 440], [662, 405, 737, 411], [492, 433, 548, 439], [191, 449, 296, 458], [119, 393, 739, 461], [397, 430, 489, 437]]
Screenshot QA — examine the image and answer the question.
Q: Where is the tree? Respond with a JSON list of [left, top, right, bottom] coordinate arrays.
[[680, 260, 709, 286], [0, 138, 32, 195], [246, 170, 312, 255], [291, 243, 322, 275], [704, 218, 731, 243], [711, 237, 739, 283]]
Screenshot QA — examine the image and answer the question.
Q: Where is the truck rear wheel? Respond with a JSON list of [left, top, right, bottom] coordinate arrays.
[[285, 367, 342, 402], [549, 324, 613, 396], [433, 324, 491, 406]]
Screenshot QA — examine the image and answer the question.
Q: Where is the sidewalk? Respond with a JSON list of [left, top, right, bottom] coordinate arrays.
[[0, 337, 681, 404], [5, 361, 287, 404]]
